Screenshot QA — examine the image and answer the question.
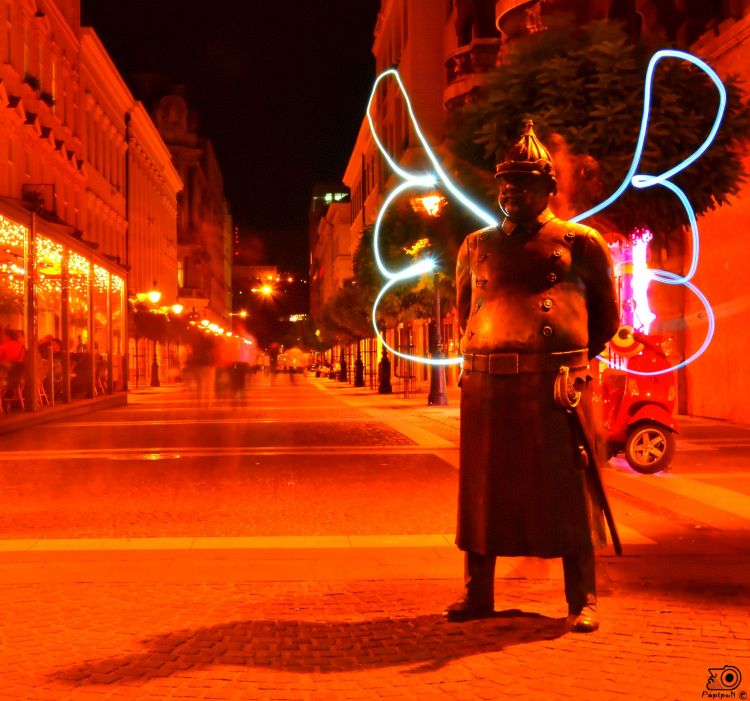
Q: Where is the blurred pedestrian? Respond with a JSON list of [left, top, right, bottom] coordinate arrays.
[[186, 331, 215, 405], [0, 328, 25, 407]]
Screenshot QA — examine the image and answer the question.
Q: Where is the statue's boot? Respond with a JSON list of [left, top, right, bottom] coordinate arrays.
[[443, 551, 496, 621], [563, 549, 599, 633]]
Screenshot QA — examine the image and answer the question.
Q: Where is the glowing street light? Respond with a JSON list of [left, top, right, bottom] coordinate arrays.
[[146, 282, 162, 306], [409, 195, 448, 406], [410, 193, 446, 217], [146, 282, 162, 387]]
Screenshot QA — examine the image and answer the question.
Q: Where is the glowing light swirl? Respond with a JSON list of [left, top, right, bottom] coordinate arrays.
[[366, 69, 496, 366], [368, 50, 725, 374], [623, 270, 716, 376], [573, 50, 724, 375]]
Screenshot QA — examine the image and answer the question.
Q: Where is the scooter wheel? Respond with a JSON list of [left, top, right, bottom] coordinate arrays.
[[624, 422, 676, 474]]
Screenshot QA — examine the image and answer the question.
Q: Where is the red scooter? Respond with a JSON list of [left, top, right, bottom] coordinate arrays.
[[600, 327, 678, 473]]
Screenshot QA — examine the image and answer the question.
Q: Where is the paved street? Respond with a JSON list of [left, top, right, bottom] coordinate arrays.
[[0, 375, 748, 700]]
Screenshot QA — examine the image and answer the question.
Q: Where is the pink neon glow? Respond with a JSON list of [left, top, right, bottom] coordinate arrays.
[[630, 229, 656, 335]]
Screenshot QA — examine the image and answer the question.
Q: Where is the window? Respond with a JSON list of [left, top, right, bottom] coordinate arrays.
[[38, 39, 43, 86], [2, 2, 12, 64], [403, 0, 408, 44], [51, 55, 56, 113], [22, 22, 28, 74]]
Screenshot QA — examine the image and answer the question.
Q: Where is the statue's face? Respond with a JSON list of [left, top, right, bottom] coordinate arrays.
[[497, 173, 551, 222]]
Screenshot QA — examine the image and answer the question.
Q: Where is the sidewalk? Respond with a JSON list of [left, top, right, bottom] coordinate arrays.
[[0, 377, 748, 700]]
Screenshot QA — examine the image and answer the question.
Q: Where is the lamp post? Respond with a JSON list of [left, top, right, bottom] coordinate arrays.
[[148, 282, 161, 387], [428, 271, 448, 405], [354, 340, 364, 387], [410, 193, 449, 406]]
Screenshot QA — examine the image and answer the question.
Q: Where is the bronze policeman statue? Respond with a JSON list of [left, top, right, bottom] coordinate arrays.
[[446, 120, 620, 632]]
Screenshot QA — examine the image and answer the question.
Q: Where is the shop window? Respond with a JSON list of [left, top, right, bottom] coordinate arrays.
[[68, 251, 90, 398], [0, 214, 27, 342], [35, 234, 63, 403], [110, 275, 123, 391], [93, 264, 109, 394]]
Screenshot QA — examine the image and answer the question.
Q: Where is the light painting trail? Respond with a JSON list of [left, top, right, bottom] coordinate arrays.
[[629, 230, 656, 336], [367, 51, 726, 376]]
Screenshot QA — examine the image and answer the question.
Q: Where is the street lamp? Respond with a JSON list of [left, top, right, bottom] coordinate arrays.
[[148, 281, 161, 387], [428, 271, 448, 405], [409, 193, 448, 406], [146, 286, 162, 306]]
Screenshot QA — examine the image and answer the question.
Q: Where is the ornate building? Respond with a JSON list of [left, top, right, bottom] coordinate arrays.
[[151, 90, 232, 327], [0, 0, 182, 408], [319, 0, 497, 390], [308, 181, 350, 320], [324, 0, 750, 420], [495, 0, 750, 422]]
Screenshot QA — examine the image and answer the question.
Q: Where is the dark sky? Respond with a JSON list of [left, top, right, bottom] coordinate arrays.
[[81, 1, 381, 271]]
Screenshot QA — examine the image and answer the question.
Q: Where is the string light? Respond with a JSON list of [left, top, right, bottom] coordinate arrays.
[[0, 216, 28, 249], [94, 265, 109, 293], [367, 50, 724, 375], [35, 235, 63, 270]]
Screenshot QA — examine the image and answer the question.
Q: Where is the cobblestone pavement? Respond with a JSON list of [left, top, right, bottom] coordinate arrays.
[[0, 577, 748, 700], [0, 376, 748, 700], [0, 452, 454, 538]]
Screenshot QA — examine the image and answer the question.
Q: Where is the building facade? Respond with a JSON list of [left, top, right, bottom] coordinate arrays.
[[308, 181, 350, 320], [496, 0, 750, 422], [317, 0, 488, 391], [321, 0, 750, 418], [151, 91, 232, 327], [0, 0, 182, 412], [683, 2, 750, 423]]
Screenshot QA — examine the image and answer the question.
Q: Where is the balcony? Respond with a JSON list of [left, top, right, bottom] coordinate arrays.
[[178, 287, 209, 302], [443, 38, 501, 110]]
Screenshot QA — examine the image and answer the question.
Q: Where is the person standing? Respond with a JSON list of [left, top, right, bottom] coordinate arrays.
[[445, 121, 620, 632]]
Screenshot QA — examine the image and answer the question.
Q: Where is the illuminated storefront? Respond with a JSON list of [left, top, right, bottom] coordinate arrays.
[[0, 202, 126, 417]]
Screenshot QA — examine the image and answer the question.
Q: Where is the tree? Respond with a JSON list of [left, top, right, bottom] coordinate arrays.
[[449, 18, 750, 243], [351, 199, 479, 332]]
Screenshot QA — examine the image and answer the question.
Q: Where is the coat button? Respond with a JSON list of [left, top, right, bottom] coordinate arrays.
[[474, 302, 481, 313], [547, 272, 558, 283], [476, 279, 487, 287], [542, 298, 553, 310], [542, 325, 553, 337], [479, 233, 489, 241], [564, 230, 576, 241], [553, 248, 563, 258], [478, 253, 488, 262]]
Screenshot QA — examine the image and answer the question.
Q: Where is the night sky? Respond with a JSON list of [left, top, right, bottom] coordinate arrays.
[[81, 1, 381, 271]]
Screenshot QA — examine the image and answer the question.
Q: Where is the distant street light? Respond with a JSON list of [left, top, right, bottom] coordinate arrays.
[[147, 281, 162, 306], [147, 282, 161, 387]]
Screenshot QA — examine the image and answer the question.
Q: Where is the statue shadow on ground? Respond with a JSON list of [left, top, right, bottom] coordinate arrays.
[[53, 610, 568, 684]]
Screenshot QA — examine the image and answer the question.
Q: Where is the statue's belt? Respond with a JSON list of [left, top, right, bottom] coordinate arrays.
[[462, 349, 588, 374]]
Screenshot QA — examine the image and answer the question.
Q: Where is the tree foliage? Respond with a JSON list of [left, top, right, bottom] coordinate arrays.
[[313, 197, 480, 348], [449, 18, 750, 241]]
